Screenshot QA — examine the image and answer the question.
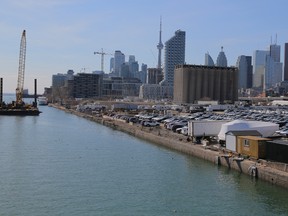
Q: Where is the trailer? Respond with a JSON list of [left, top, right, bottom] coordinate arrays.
[[188, 120, 230, 142], [111, 103, 138, 111]]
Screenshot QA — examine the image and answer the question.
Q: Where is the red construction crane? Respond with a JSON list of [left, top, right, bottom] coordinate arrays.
[[16, 30, 26, 105], [94, 48, 113, 72]]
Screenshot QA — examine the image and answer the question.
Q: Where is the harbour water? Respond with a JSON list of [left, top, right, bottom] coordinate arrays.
[[0, 105, 287, 215]]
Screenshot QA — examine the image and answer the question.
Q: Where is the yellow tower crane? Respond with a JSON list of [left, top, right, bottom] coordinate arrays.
[[94, 48, 113, 73], [16, 30, 26, 105]]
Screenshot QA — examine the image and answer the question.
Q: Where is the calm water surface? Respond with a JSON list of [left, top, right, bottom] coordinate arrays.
[[0, 105, 287, 215]]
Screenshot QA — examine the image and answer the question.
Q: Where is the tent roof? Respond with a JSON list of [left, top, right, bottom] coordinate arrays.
[[223, 120, 278, 127], [225, 130, 262, 136]]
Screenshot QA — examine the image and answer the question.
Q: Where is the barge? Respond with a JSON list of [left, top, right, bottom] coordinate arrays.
[[0, 107, 41, 116]]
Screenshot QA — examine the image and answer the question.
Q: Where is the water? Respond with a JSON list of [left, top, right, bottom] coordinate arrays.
[[0, 105, 287, 215]]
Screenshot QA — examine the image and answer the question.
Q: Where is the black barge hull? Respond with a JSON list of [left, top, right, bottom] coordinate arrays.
[[0, 109, 41, 116]]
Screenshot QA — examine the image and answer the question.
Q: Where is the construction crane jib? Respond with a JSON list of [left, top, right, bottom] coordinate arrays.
[[94, 48, 113, 73], [16, 30, 26, 105]]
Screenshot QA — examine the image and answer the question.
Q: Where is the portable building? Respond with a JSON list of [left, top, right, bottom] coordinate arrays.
[[237, 136, 271, 159], [225, 130, 262, 152], [266, 140, 288, 163]]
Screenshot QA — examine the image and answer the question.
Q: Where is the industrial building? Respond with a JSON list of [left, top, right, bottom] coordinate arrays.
[[173, 64, 238, 104], [69, 73, 103, 99]]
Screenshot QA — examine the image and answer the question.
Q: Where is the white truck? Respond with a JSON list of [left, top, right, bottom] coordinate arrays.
[[188, 120, 230, 142]]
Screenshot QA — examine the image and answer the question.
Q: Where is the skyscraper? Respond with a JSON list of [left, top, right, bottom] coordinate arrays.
[[205, 52, 214, 66], [284, 43, 288, 81], [253, 50, 269, 88], [161, 30, 185, 95], [236, 56, 248, 89], [246, 56, 253, 88], [216, 47, 227, 67], [236, 55, 252, 89], [113, 50, 125, 76], [270, 43, 280, 62], [265, 44, 282, 89], [110, 57, 114, 73]]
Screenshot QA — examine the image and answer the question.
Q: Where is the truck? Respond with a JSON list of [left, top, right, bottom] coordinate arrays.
[[111, 103, 138, 111], [188, 120, 230, 142]]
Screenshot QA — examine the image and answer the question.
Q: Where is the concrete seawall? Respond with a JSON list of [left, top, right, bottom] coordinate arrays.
[[51, 105, 288, 189]]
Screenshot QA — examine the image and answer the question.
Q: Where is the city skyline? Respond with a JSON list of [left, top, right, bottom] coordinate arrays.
[[1, 0, 288, 93]]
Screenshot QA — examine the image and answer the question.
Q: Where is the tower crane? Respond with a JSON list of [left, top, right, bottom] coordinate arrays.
[[94, 48, 113, 73], [16, 30, 26, 105]]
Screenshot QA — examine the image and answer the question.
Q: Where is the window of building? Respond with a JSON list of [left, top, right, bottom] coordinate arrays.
[[244, 139, 250, 147]]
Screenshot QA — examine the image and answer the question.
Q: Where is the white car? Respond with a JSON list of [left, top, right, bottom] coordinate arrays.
[[176, 126, 188, 136], [143, 121, 160, 127], [279, 129, 288, 135]]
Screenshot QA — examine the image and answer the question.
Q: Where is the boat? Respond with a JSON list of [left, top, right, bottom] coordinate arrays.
[[37, 96, 48, 105]]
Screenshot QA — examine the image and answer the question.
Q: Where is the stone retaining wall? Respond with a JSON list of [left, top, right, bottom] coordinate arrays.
[[50, 105, 288, 189]]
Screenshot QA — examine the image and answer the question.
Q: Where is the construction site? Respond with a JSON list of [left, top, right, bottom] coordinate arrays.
[[0, 30, 40, 116]]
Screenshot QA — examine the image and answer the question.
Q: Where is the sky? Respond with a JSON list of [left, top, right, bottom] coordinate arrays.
[[1, 0, 288, 94]]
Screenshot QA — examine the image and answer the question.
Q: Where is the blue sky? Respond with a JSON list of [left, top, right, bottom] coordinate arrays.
[[1, 0, 288, 93]]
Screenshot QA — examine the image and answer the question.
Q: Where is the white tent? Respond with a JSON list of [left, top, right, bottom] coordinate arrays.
[[218, 120, 279, 141]]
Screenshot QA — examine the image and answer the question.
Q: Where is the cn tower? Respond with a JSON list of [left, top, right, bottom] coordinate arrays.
[[157, 17, 163, 69]]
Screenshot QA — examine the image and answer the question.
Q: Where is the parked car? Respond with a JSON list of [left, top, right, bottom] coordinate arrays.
[[128, 117, 138, 123], [278, 129, 288, 136], [169, 120, 188, 132], [142, 121, 160, 127], [176, 126, 188, 136]]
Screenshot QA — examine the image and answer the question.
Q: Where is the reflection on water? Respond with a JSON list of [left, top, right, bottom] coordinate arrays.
[[0, 105, 287, 215]]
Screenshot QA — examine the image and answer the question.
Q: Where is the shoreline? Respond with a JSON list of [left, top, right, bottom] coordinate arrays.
[[50, 104, 288, 189]]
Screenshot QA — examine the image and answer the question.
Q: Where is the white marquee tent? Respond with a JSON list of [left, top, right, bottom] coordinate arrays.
[[218, 120, 279, 141]]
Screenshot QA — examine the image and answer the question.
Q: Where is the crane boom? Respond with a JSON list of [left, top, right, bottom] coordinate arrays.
[[94, 48, 113, 72], [16, 30, 26, 105]]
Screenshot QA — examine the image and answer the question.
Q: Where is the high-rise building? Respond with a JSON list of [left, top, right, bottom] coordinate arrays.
[[173, 65, 238, 104], [110, 57, 114, 73], [236, 55, 252, 89], [128, 55, 135, 64], [138, 63, 148, 83], [120, 63, 130, 78], [246, 56, 253, 88], [253, 50, 269, 88], [284, 43, 288, 81], [128, 55, 139, 78], [216, 47, 227, 67], [161, 29, 185, 97], [205, 53, 214, 66], [113, 50, 125, 76], [265, 44, 283, 89], [270, 44, 280, 62]]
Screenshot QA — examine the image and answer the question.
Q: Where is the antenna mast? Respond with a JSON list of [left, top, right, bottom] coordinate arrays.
[[157, 16, 164, 69]]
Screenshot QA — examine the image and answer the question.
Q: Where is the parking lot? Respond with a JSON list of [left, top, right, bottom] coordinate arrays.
[[101, 105, 288, 138]]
